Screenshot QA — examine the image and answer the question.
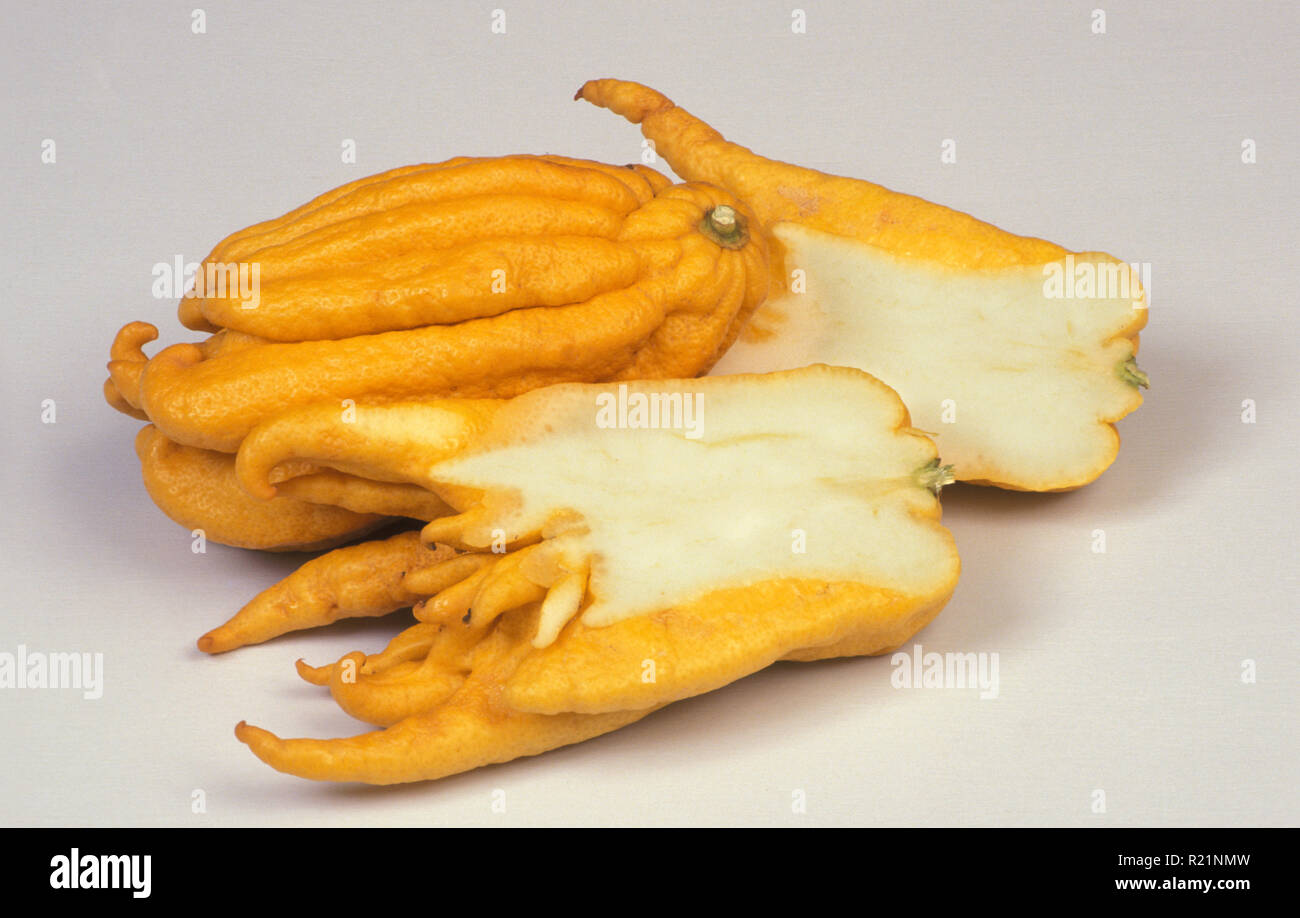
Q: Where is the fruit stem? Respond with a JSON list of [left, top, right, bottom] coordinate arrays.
[[1118, 357, 1150, 389], [699, 205, 749, 249], [915, 459, 956, 496]]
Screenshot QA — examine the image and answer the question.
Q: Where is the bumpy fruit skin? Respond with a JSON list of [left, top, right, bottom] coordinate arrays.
[[103, 154, 768, 548], [229, 366, 960, 784], [185, 156, 675, 340], [133, 424, 451, 552], [196, 530, 463, 654], [111, 154, 768, 453], [576, 81, 1065, 271], [134, 425, 385, 552], [576, 79, 1148, 491], [109, 326, 452, 550]]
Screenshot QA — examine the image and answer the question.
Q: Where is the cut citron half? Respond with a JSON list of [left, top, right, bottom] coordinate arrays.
[[231, 366, 960, 783], [577, 79, 1148, 490]]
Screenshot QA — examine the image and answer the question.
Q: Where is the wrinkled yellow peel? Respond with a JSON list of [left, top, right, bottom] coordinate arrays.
[[506, 576, 952, 715], [714, 225, 1147, 490], [428, 367, 957, 638]]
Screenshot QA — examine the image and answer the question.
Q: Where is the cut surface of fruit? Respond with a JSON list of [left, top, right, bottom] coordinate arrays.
[[237, 365, 960, 644], [233, 366, 961, 783], [713, 226, 1146, 489], [425, 366, 957, 631]]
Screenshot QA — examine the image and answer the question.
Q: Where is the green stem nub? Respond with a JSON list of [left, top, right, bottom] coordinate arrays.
[[700, 205, 749, 249], [915, 459, 956, 496], [1118, 357, 1150, 389]]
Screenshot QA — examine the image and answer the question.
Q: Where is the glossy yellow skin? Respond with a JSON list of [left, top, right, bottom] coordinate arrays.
[[576, 80, 1066, 270], [237, 603, 655, 786], [134, 424, 385, 552], [191, 156, 671, 340], [197, 530, 462, 653], [134, 424, 449, 551]]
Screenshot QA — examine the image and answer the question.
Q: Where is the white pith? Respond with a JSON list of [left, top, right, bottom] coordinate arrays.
[[711, 223, 1146, 488], [427, 368, 957, 644]]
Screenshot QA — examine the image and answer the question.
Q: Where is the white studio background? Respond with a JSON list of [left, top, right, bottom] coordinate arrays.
[[1, 1, 1296, 826]]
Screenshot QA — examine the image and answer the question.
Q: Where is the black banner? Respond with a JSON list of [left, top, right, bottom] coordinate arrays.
[[6, 828, 1285, 904]]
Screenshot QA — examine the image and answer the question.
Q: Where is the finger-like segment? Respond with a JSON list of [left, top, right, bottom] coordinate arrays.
[[135, 425, 382, 553], [576, 78, 1064, 269], [204, 236, 644, 340], [400, 553, 497, 599], [534, 155, 671, 199], [276, 471, 452, 521], [137, 398, 444, 521], [358, 622, 444, 674], [211, 156, 648, 265], [236, 611, 656, 783], [195, 328, 271, 359], [419, 507, 536, 551], [327, 651, 466, 728], [196, 530, 456, 653], [104, 378, 148, 420], [418, 509, 482, 548], [532, 567, 588, 648], [215, 196, 626, 309], [106, 360, 145, 410], [178, 295, 220, 332], [235, 400, 502, 500], [105, 321, 158, 409], [110, 320, 159, 362], [465, 546, 549, 628], [137, 184, 766, 453], [259, 610, 482, 732], [213, 158, 480, 262], [236, 703, 651, 785], [139, 291, 662, 452], [506, 578, 954, 716], [412, 562, 498, 624], [297, 618, 482, 725], [295, 659, 331, 686]]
